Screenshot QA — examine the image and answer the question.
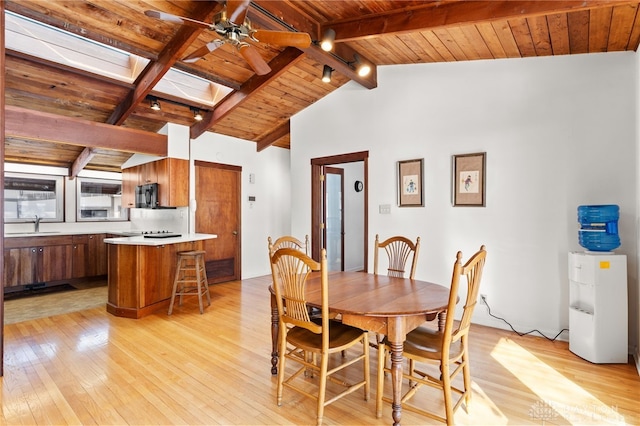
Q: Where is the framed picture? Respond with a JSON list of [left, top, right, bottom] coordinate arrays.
[[452, 152, 486, 207], [397, 158, 424, 207]]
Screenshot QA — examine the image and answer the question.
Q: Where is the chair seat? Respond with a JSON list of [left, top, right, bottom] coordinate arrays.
[[288, 322, 366, 352], [395, 327, 464, 362]]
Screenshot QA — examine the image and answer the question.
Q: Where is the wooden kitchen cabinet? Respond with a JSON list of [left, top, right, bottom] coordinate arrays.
[[72, 235, 88, 278], [157, 158, 188, 207], [121, 158, 188, 207], [4, 247, 38, 288], [88, 233, 108, 276], [4, 241, 73, 290], [121, 167, 138, 208], [139, 161, 158, 185], [4, 233, 108, 293]]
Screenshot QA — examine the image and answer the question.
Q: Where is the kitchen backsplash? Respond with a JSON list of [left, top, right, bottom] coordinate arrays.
[[129, 207, 188, 234]]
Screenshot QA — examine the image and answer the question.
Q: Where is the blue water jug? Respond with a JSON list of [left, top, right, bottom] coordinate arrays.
[[577, 205, 620, 251]]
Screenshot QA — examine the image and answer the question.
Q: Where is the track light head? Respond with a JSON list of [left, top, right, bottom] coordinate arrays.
[[149, 96, 161, 111], [322, 65, 333, 83], [320, 28, 335, 52], [191, 107, 203, 121], [353, 53, 371, 77]]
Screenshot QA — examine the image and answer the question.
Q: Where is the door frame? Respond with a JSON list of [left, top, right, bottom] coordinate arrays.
[[311, 151, 368, 269]]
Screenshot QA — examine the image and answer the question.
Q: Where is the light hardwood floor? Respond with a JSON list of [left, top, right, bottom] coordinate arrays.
[[2, 275, 639, 425]]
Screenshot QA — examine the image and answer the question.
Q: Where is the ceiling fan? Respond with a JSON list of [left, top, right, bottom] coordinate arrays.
[[145, 0, 311, 75]]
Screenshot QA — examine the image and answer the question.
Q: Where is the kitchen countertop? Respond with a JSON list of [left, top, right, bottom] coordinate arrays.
[[4, 230, 146, 238], [103, 233, 217, 246]]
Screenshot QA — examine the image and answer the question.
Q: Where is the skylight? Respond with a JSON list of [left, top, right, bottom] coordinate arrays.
[[4, 11, 231, 107]]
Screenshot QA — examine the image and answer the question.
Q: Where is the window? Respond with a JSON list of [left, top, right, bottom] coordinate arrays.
[[77, 177, 127, 221], [4, 173, 64, 222]]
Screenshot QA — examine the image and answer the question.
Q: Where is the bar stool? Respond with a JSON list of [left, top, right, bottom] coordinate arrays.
[[168, 250, 211, 315]]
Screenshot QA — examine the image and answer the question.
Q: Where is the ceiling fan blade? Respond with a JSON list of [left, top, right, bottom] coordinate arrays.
[[144, 10, 212, 29], [239, 45, 271, 75], [251, 30, 311, 48], [226, 0, 251, 25], [183, 40, 225, 63]]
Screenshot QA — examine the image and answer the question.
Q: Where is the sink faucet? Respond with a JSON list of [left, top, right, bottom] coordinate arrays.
[[34, 215, 41, 233]]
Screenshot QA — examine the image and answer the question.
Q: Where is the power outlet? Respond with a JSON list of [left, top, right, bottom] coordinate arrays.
[[479, 294, 488, 305]]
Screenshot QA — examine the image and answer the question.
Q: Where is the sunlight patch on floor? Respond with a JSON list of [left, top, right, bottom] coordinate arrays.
[[491, 338, 626, 425]]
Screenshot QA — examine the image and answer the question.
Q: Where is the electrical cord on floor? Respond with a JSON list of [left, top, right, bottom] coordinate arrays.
[[479, 295, 568, 342]]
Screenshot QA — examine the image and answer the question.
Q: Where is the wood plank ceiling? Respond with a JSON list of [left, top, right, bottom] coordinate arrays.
[[3, 0, 640, 174]]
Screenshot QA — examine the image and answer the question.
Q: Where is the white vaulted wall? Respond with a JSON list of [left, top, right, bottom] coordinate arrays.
[[290, 51, 639, 351]]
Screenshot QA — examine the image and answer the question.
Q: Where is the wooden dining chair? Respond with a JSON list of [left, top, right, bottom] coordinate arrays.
[[376, 245, 487, 425], [269, 246, 370, 426], [374, 234, 421, 279], [268, 235, 309, 255], [372, 234, 421, 348]]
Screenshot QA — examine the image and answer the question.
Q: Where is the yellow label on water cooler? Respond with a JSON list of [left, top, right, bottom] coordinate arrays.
[[599, 261, 610, 269]]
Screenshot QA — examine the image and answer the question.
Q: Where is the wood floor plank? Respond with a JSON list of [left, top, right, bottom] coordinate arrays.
[[2, 277, 639, 425]]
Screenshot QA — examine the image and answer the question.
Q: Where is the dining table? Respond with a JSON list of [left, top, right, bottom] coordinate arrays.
[[269, 270, 451, 426]]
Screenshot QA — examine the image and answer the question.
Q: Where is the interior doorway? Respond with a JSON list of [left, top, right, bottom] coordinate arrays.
[[324, 167, 344, 271], [311, 151, 368, 271]]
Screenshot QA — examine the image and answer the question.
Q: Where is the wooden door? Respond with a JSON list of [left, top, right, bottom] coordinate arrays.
[[195, 161, 241, 283]]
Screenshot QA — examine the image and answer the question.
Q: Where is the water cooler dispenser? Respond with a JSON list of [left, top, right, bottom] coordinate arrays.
[[569, 205, 628, 363]]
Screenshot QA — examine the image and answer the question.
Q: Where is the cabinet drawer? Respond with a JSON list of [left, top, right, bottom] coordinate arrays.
[[72, 235, 89, 244]]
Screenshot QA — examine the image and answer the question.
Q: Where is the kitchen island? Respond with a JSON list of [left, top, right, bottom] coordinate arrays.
[[104, 233, 217, 318]]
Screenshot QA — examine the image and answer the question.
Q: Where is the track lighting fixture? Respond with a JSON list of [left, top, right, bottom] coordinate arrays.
[[191, 107, 203, 121], [322, 65, 333, 83], [352, 53, 371, 77], [320, 28, 335, 52], [149, 96, 161, 111]]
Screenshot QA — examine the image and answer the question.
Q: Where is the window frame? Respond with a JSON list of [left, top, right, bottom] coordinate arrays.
[[76, 176, 128, 222], [4, 172, 65, 223]]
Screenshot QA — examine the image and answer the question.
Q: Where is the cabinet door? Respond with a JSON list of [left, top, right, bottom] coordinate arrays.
[[71, 240, 89, 278], [86, 234, 107, 276], [4, 247, 37, 288], [139, 161, 158, 185], [139, 245, 172, 308], [121, 166, 138, 208], [42, 245, 73, 282], [157, 158, 189, 207]]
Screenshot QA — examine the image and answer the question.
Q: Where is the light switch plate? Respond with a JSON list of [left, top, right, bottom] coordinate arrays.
[[379, 204, 391, 214]]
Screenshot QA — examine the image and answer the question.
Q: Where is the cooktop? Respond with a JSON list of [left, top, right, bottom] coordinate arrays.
[[142, 231, 182, 239]]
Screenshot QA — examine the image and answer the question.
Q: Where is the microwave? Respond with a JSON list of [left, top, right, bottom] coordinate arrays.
[[135, 183, 158, 208]]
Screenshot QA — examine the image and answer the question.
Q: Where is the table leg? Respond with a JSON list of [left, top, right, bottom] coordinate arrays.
[[270, 287, 279, 375], [388, 340, 403, 426]]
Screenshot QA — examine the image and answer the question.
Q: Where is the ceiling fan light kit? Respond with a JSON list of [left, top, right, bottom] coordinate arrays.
[[145, 0, 311, 76]]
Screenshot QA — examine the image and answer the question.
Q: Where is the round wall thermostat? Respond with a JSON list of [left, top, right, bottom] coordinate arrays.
[[354, 180, 363, 192]]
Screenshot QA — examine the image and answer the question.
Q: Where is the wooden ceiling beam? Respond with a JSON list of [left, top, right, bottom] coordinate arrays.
[[323, 1, 634, 41], [256, 120, 289, 152], [190, 47, 305, 140], [70, 147, 97, 179], [5, 105, 167, 159], [107, 1, 222, 126]]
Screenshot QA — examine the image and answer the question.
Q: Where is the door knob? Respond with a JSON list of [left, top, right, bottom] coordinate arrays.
[[232, 231, 238, 235]]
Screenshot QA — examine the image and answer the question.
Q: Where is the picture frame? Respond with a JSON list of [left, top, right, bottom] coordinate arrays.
[[452, 152, 486, 207], [397, 158, 424, 207]]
